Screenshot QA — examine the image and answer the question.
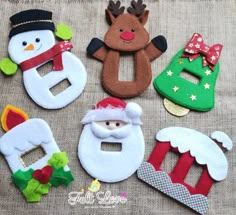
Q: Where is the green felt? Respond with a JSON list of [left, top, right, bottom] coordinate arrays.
[[48, 152, 69, 169], [12, 169, 34, 191], [55, 24, 73, 40], [153, 48, 220, 111], [22, 179, 51, 202], [0, 58, 18, 75], [50, 167, 74, 187]]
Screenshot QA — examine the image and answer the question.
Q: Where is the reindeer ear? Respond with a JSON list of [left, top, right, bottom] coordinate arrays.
[[106, 9, 116, 25], [139, 10, 149, 25]]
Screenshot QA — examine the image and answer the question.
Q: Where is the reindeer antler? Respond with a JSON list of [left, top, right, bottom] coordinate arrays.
[[127, 0, 146, 17], [107, 0, 125, 17]]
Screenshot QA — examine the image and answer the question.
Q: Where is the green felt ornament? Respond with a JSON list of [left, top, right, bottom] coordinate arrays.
[[0, 58, 18, 75], [12, 169, 34, 191], [153, 48, 220, 112], [22, 179, 51, 202], [50, 167, 74, 187], [55, 24, 73, 40], [48, 152, 69, 169]]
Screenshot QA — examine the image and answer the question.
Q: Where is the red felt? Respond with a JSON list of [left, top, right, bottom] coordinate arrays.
[[20, 41, 73, 72], [120, 31, 135, 41], [148, 141, 214, 196], [95, 97, 126, 109], [6, 110, 26, 130], [33, 165, 53, 184]]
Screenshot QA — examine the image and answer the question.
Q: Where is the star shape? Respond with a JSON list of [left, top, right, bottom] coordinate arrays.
[[195, 43, 200, 48], [178, 59, 184, 64], [205, 70, 211, 76], [204, 83, 210, 89], [189, 43, 194, 47], [190, 94, 197, 101], [167, 70, 173, 76], [211, 55, 216, 61], [173, 86, 179, 92]]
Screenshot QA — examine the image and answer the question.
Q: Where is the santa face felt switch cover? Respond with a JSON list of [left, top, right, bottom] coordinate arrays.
[[0, 105, 74, 202], [153, 33, 223, 116], [137, 127, 232, 214], [0, 9, 87, 109], [78, 97, 145, 183]]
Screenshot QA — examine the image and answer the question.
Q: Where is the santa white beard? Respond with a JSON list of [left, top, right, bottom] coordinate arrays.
[[78, 122, 145, 183]]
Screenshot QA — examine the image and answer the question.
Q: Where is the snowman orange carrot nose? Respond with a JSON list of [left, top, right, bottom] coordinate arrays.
[[24, 43, 35, 51]]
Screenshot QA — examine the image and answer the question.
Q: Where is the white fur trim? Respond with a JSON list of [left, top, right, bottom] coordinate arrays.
[[81, 107, 142, 125], [125, 102, 142, 118], [211, 131, 233, 150]]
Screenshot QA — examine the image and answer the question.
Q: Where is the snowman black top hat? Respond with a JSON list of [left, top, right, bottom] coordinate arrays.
[[9, 9, 55, 38]]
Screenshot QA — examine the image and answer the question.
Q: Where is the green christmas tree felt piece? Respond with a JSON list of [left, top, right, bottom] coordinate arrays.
[[153, 48, 220, 111]]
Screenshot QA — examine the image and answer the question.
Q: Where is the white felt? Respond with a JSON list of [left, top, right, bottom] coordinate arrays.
[[81, 107, 142, 125], [156, 127, 230, 181], [0, 119, 67, 173], [211, 131, 233, 150], [78, 123, 145, 183], [8, 30, 87, 109]]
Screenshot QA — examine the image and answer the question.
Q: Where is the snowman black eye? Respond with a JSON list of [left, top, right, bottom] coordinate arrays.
[[22, 41, 27, 46], [35, 38, 40, 43], [106, 121, 110, 126], [116, 122, 120, 127]]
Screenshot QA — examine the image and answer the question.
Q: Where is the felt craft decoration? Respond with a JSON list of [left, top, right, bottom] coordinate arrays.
[[0, 105, 74, 202], [153, 33, 223, 116], [137, 127, 232, 214], [87, 0, 167, 98], [78, 97, 145, 183], [0, 9, 87, 109]]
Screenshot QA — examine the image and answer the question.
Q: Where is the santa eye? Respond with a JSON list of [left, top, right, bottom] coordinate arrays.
[[106, 121, 110, 126], [35, 38, 40, 43], [116, 122, 120, 127], [22, 41, 27, 46], [131, 28, 135, 32]]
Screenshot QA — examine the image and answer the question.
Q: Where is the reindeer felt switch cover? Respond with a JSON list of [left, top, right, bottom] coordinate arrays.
[[87, 0, 167, 98], [137, 127, 233, 214], [0, 9, 87, 109], [0, 105, 74, 202], [78, 97, 145, 183]]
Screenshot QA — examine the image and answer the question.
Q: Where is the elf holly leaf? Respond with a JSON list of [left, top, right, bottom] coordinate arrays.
[[0, 58, 18, 75], [50, 168, 74, 187], [55, 24, 73, 40], [22, 179, 51, 202], [48, 152, 69, 169], [11, 169, 34, 191]]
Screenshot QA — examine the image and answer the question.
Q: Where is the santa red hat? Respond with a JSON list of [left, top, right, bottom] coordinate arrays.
[[81, 97, 142, 125]]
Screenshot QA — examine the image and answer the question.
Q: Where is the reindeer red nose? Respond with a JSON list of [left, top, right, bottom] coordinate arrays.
[[120, 31, 135, 41]]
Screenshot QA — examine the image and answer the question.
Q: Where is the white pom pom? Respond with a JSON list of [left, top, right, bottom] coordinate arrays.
[[211, 131, 233, 151], [125, 102, 142, 119]]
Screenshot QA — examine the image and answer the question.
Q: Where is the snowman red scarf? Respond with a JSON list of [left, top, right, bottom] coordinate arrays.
[[20, 41, 73, 71]]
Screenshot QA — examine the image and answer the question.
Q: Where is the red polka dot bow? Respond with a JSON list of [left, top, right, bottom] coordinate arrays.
[[181, 33, 223, 71]]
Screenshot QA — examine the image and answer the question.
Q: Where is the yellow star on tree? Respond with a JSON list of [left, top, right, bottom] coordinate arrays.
[[173, 86, 179, 92], [204, 83, 210, 89], [190, 94, 197, 101], [178, 59, 184, 64], [167, 70, 173, 76]]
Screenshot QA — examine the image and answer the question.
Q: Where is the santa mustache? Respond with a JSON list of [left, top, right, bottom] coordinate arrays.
[[90, 122, 133, 139]]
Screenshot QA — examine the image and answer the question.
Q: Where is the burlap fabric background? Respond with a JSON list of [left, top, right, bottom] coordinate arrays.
[[0, 0, 235, 214]]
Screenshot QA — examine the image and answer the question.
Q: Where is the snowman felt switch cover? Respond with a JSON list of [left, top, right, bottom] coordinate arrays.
[[0, 105, 74, 202], [0, 9, 87, 109], [153, 33, 223, 116], [137, 127, 232, 214], [78, 97, 145, 183]]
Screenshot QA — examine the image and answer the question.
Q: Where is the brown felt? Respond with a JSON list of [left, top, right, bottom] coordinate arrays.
[[101, 49, 151, 98], [90, 7, 165, 98], [145, 42, 163, 61], [93, 46, 108, 62]]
